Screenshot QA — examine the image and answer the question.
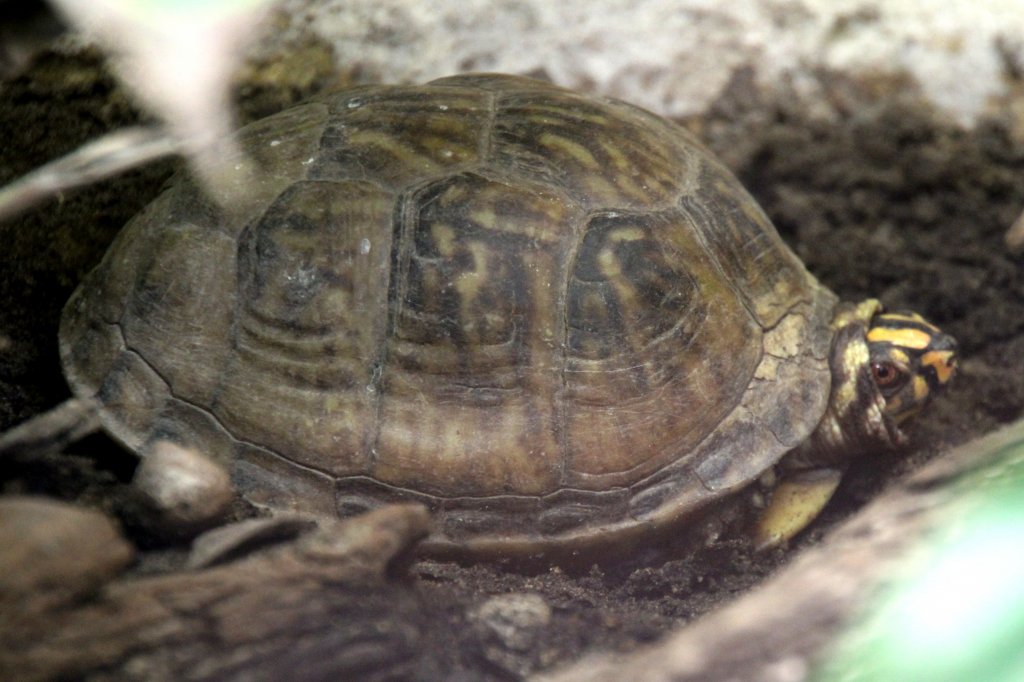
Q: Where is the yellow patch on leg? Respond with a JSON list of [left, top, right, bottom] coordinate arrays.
[[754, 469, 843, 550]]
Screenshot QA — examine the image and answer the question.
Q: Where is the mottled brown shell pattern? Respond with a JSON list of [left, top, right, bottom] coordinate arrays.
[[60, 74, 837, 555]]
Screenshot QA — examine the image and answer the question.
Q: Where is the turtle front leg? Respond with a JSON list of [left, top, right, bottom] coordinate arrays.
[[753, 468, 843, 550]]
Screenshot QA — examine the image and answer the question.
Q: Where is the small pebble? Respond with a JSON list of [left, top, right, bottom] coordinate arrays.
[[471, 591, 553, 676], [474, 592, 552, 650]]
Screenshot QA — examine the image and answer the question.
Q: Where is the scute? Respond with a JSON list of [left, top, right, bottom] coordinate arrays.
[[312, 85, 490, 188], [218, 178, 395, 476], [491, 86, 704, 210], [561, 208, 763, 488], [678, 163, 810, 327], [59, 73, 837, 556]]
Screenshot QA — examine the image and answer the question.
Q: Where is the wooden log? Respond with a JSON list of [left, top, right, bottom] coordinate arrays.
[[0, 497, 134, 617], [0, 503, 431, 681]]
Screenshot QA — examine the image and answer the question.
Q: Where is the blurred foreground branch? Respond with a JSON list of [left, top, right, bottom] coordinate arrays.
[[0, 0, 273, 223], [0, 127, 177, 222], [0, 502, 432, 681]]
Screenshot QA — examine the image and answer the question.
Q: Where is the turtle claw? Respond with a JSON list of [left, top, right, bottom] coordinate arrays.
[[754, 468, 843, 550]]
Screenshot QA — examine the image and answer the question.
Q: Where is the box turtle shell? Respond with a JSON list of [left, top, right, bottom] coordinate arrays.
[[59, 74, 958, 556]]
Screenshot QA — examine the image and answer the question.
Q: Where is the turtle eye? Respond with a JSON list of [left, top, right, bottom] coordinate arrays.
[[871, 361, 905, 389]]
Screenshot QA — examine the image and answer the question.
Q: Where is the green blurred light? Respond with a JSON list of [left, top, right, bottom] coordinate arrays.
[[818, 437, 1024, 682]]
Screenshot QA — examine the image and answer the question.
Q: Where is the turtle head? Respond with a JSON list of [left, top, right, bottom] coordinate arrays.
[[865, 310, 959, 424], [808, 299, 958, 460], [755, 301, 958, 548]]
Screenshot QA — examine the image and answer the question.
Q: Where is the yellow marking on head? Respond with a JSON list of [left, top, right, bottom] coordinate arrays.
[[832, 299, 882, 330], [842, 339, 869, 374], [913, 374, 929, 402], [866, 326, 934, 350], [922, 349, 957, 384], [836, 341, 869, 413], [876, 312, 940, 333], [885, 376, 930, 424], [888, 347, 911, 366]]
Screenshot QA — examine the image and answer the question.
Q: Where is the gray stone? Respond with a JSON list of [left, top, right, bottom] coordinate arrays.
[[132, 439, 234, 537], [472, 592, 553, 676], [0, 496, 134, 615]]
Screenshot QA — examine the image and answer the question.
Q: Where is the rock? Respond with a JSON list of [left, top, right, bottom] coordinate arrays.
[[0, 496, 134, 616], [260, 0, 1024, 128], [132, 439, 234, 539], [0, 503, 432, 681], [475, 592, 553, 651], [472, 592, 553, 676]]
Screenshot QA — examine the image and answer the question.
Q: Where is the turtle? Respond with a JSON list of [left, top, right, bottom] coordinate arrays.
[[42, 73, 957, 556]]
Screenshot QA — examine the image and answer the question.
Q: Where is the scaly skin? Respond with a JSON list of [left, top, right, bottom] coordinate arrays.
[[755, 299, 958, 548]]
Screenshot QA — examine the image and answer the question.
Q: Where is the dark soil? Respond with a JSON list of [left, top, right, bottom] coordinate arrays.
[[1, 51, 1022, 680]]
